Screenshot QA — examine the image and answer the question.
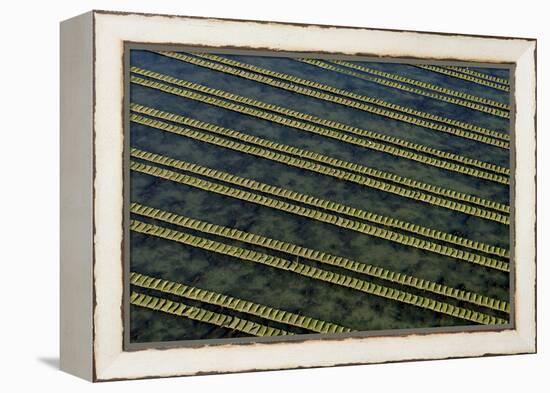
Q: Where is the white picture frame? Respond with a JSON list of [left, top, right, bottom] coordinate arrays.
[[60, 10, 536, 381]]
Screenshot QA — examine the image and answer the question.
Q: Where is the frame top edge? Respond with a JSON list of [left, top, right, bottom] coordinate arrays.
[[90, 9, 537, 42]]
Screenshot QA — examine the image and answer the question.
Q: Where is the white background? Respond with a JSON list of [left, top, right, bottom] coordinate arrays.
[[0, 0, 546, 391]]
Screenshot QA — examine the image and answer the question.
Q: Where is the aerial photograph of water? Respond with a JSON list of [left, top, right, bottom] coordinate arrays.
[[125, 48, 512, 344]]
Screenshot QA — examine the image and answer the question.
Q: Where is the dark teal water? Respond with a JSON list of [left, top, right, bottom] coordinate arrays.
[[128, 50, 510, 343]]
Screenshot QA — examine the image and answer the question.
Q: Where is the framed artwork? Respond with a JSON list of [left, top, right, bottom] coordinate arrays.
[[60, 10, 537, 381]]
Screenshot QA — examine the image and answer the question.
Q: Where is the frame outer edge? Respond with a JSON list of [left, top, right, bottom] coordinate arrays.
[[59, 11, 95, 381], [512, 40, 537, 353]]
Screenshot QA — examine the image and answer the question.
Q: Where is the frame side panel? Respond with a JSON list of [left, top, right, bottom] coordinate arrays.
[[60, 11, 94, 381]]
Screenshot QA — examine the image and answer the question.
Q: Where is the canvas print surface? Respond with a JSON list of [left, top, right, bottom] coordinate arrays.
[[126, 48, 512, 345]]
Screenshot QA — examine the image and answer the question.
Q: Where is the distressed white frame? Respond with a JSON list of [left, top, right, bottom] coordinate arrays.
[[61, 10, 536, 382]]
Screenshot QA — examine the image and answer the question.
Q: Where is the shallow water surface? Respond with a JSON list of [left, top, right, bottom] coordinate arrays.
[[127, 49, 511, 344]]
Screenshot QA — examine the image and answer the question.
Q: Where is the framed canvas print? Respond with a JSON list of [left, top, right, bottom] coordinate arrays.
[[60, 10, 537, 381]]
